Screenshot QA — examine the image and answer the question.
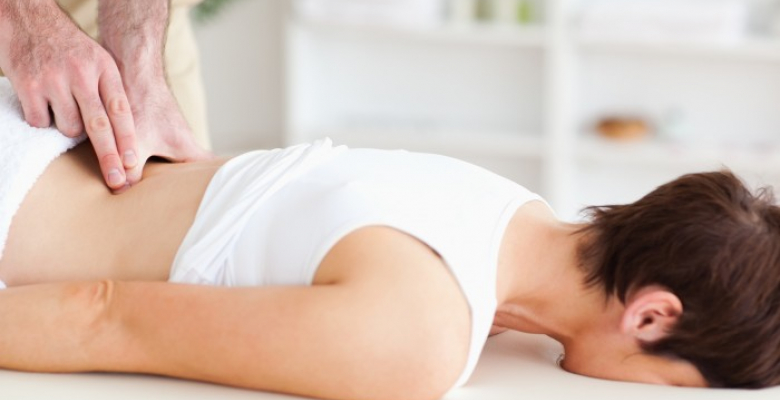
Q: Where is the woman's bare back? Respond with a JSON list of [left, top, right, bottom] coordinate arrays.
[[0, 143, 228, 285]]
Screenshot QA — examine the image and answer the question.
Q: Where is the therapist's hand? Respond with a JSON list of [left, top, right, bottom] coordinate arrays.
[[98, 0, 211, 189], [124, 76, 212, 178], [0, 0, 138, 190]]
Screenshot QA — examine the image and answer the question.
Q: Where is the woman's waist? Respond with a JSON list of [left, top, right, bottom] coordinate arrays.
[[90, 160, 228, 281], [0, 153, 227, 285]]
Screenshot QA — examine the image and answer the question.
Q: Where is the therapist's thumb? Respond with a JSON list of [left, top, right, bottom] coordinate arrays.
[[112, 150, 149, 194]]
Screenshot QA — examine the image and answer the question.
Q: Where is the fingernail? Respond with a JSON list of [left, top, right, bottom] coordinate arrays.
[[113, 182, 132, 195], [123, 150, 138, 168], [108, 169, 124, 187]]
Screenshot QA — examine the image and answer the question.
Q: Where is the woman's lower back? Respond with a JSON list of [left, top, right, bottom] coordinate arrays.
[[0, 143, 227, 286]]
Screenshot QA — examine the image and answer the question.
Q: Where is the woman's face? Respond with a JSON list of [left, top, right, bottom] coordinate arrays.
[[559, 344, 708, 387]]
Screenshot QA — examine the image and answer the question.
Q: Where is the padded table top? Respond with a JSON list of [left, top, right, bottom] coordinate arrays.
[[2, 331, 777, 400]]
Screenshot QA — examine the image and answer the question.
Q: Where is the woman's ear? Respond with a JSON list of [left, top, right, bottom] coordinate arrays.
[[620, 286, 683, 343]]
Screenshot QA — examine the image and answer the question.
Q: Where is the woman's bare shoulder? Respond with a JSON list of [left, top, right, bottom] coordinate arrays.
[[315, 226, 472, 390]]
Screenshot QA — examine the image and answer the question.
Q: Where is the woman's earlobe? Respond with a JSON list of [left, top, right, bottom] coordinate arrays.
[[621, 287, 683, 343]]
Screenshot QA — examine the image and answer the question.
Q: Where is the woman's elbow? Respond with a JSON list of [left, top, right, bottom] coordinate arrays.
[[76, 280, 146, 373]]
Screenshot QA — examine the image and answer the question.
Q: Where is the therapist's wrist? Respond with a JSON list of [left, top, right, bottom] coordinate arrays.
[[97, 0, 169, 82], [99, 35, 166, 85], [120, 74, 173, 117]]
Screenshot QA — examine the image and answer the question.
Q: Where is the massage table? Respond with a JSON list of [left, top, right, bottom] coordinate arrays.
[[2, 331, 777, 400]]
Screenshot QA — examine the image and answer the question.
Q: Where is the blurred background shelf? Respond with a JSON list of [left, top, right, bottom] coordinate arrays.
[[294, 18, 547, 48], [276, 0, 780, 220], [298, 128, 544, 158], [576, 136, 780, 174], [576, 36, 780, 62]]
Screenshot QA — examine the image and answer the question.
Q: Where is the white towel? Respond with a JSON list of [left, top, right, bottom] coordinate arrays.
[[0, 77, 85, 261]]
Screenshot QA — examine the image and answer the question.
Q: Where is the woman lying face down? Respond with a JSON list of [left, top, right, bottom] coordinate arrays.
[[523, 171, 780, 388], [0, 139, 777, 400]]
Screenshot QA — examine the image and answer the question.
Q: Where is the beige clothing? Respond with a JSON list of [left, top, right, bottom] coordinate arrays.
[[32, 0, 211, 149]]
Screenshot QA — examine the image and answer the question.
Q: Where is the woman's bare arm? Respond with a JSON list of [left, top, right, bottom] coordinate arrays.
[[0, 228, 470, 400]]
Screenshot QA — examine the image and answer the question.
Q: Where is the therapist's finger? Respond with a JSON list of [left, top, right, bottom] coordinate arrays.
[[17, 90, 51, 129], [74, 89, 126, 190], [49, 83, 84, 138], [99, 71, 140, 185]]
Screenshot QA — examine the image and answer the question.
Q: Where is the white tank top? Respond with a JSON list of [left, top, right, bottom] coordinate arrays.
[[170, 139, 546, 388]]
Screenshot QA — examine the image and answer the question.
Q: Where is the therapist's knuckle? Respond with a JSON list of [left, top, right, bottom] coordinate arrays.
[[25, 108, 48, 128], [96, 58, 121, 82], [88, 114, 111, 134], [58, 124, 78, 137], [67, 109, 83, 127], [61, 128, 81, 138], [94, 50, 113, 67], [72, 65, 97, 90], [107, 96, 131, 116], [114, 128, 134, 143], [58, 105, 82, 128], [59, 119, 83, 138]]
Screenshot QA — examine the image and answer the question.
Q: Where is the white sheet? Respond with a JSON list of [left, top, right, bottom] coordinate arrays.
[[1, 331, 776, 400], [0, 77, 85, 261]]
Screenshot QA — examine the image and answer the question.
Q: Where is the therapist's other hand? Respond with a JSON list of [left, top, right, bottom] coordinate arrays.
[[97, 0, 211, 191], [124, 77, 212, 182], [0, 0, 138, 191]]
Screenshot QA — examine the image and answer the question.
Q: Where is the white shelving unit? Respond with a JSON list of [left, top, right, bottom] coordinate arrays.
[[284, 0, 780, 220], [298, 127, 544, 158], [576, 136, 780, 172], [577, 36, 780, 63], [295, 18, 548, 48]]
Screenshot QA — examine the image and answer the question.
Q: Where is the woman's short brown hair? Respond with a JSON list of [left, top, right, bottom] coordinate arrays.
[[577, 170, 780, 388]]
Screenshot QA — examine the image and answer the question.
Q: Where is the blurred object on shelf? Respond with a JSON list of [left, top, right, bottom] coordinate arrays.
[[294, 0, 446, 27], [578, 0, 749, 44], [192, 0, 242, 23], [470, 0, 541, 25], [659, 107, 690, 142], [475, 0, 492, 21], [493, 0, 520, 24], [448, 0, 477, 23], [517, 0, 536, 24], [595, 117, 651, 141], [772, 1, 780, 36], [748, 0, 779, 34]]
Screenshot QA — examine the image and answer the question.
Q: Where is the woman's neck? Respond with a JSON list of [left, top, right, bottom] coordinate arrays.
[[494, 203, 617, 345]]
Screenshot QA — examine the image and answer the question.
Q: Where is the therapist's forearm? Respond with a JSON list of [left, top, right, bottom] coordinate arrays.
[[98, 0, 170, 85]]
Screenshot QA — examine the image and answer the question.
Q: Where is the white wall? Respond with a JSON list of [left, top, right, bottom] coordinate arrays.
[[192, 0, 287, 154], [192, 1, 780, 220]]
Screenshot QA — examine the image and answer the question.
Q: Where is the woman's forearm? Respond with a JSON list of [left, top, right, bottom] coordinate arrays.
[[0, 281, 116, 372], [0, 269, 462, 400]]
